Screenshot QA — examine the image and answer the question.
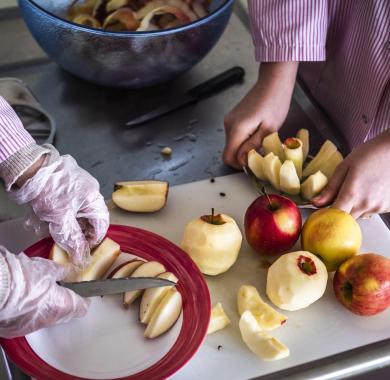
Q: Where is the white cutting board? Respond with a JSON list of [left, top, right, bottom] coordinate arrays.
[[1, 173, 390, 380]]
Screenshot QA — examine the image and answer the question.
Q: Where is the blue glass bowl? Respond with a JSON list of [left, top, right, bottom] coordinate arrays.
[[18, 0, 235, 88]]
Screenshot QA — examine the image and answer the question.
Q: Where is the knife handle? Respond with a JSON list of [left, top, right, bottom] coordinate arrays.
[[188, 66, 245, 99]]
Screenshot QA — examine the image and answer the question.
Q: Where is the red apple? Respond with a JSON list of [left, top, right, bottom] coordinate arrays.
[[244, 194, 302, 256], [333, 253, 390, 316]]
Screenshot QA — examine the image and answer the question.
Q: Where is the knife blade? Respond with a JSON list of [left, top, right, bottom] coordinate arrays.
[[125, 66, 245, 127], [59, 277, 176, 297]]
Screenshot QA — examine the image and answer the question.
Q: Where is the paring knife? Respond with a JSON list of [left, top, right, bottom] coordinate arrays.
[[125, 66, 245, 127], [59, 277, 176, 297]]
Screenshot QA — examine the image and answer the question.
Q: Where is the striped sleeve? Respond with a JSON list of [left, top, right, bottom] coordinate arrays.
[[248, 0, 328, 62], [0, 96, 35, 163]]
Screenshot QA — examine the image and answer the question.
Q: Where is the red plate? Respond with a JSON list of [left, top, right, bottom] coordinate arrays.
[[0, 225, 211, 380]]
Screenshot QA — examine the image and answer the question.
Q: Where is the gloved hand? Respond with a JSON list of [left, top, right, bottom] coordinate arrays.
[[0, 247, 89, 338], [9, 147, 109, 268]]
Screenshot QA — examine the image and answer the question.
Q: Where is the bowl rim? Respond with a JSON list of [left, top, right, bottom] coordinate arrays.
[[22, 0, 235, 36]]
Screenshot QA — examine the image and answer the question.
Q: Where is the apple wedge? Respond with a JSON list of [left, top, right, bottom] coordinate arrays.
[[49, 244, 70, 265], [284, 138, 303, 179], [80, 238, 121, 281], [318, 150, 343, 179], [239, 311, 290, 361], [112, 180, 169, 213], [207, 302, 231, 335], [301, 171, 328, 200], [144, 288, 182, 339], [262, 153, 282, 190], [123, 261, 166, 307], [296, 128, 309, 161], [107, 259, 145, 279], [302, 140, 337, 178], [262, 132, 284, 161], [237, 285, 287, 331], [247, 149, 266, 181], [139, 272, 178, 324], [279, 160, 300, 195]]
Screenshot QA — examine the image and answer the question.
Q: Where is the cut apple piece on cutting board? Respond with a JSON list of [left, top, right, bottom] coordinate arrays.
[[262, 132, 284, 161], [302, 140, 337, 178], [112, 180, 169, 213], [262, 153, 282, 190], [144, 288, 182, 339], [284, 137, 303, 179], [296, 128, 309, 161], [318, 150, 343, 179], [80, 238, 121, 281], [107, 259, 145, 279], [123, 261, 166, 307], [301, 171, 328, 200], [247, 149, 266, 181], [139, 272, 178, 324], [239, 311, 290, 361], [237, 285, 287, 331], [279, 160, 300, 195], [207, 302, 231, 335]]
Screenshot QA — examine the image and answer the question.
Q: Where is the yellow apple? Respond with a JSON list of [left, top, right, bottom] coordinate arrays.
[[279, 160, 300, 195], [247, 149, 266, 181], [112, 180, 169, 213], [181, 211, 242, 275], [262, 132, 284, 161], [301, 208, 362, 271], [296, 128, 309, 161], [207, 302, 231, 335], [300, 170, 328, 200], [262, 153, 282, 190]]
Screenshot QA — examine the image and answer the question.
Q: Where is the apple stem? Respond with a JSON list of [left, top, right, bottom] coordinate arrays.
[[211, 208, 214, 224], [261, 186, 273, 208]]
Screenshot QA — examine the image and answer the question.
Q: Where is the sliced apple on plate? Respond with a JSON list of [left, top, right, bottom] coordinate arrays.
[[144, 288, 182, 339], [317, 150, 343, 179], [247, 149, 266, 181], [279, 160, 300, 195], [207, 302, 231, 335], [123, 261, 166, 307], [139, 272, 178, 324], [107, 259, 145, 279], [302, 140, 337, 178], [301, 170, 328, 200], [237, 285, 287, 331], [296, 128, 309, 161], [112, 180, 169, 213], [80, 238, 121, 281], [284, 137, 303, 179], [239, 311, 290, 361], [262, 132, 284, 161], [262, 153, 282, 190]]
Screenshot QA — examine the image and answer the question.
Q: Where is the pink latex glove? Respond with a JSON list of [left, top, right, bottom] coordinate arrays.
[[9, 147, 109, 269], [0, 247, 89, 338]]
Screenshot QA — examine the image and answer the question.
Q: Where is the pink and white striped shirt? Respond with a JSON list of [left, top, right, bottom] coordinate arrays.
[[248, 0, 390, 149], [0, 96, 34, 163]]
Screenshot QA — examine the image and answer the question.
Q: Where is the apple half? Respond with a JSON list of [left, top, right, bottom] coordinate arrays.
[[262, 132, 284, 161], [123, 261, 166, 307], [107, 259, 145, 279], [247, 149, 266, 181], [239, 311, 289, 361], [139, 271, 178, 324], [300, 171, 328, 200], [112, 180, 169, 213], [237, 285, 287, 331], [279, 160, 300, 195], [296, 128, 309, 161], [207, 302, 231, 335], [144, 288, 183, 339], [302, 140, 337, 178], [262, 153, 282, 190]]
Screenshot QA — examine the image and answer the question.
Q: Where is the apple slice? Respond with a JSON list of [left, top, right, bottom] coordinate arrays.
[[262, 153, 282, 190], [123, 261, 166, 307], [139, 272, 178, 324], [49, 244, 70, 265], [207, 302, 231, 335], [279, 160, 300, 195], [247, 149, 266, 181], [296, 129, 309, 161], [318, 150, 343, 179], [284, 138, 303, 179], [237, 285, 287, 331], [239, 311, 290, 361], [262, 132, 284, 161], [112, 180, 169, 213], [80, 238, 121, 281], [144, 288, 182, 339], [301, 171, 328, 200], [302, 140, 337, 178], [107, 259, 145, 279]]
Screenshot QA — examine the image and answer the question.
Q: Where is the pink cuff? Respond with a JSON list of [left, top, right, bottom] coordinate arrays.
[[0, 96, 35, 163], [254, 44, 326, 62]]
